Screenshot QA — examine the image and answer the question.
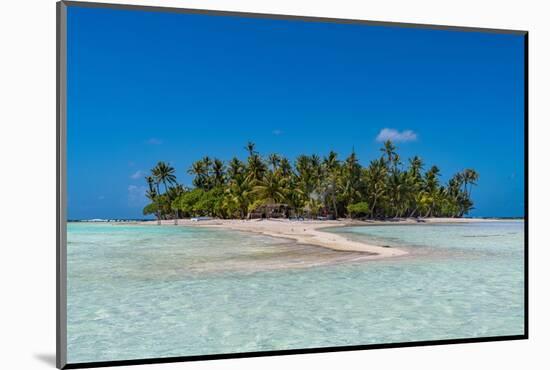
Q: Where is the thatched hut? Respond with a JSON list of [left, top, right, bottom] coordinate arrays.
[[248, 203, 291, 219]]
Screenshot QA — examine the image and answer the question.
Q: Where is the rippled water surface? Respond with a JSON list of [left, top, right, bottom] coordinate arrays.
[[67, 221, 524, 363]]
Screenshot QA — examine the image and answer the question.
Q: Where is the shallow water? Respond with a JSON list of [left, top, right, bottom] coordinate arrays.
[[67, 221, 524, 363]]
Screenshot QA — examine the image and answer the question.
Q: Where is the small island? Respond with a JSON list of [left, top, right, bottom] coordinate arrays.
[[139, 140, 480, 257], [143, 140, 479, 222]]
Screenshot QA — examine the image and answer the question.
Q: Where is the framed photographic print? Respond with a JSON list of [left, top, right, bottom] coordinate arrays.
[[57, 1, 528, 368]]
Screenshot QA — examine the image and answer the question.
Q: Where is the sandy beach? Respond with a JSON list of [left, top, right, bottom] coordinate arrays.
[[138, 217, 508, 260]]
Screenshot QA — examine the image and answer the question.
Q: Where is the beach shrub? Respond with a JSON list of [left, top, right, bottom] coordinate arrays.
[[143, 202, 158, 216], [176, 189, 205, 215], [192, 187, 226, 217], [347, 202, 371, 217]]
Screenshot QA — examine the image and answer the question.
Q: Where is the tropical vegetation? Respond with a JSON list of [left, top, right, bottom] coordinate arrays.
[[143, 141, 478, 221]]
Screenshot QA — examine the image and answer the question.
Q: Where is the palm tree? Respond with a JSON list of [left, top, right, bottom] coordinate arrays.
[[147, 162, 177, 223], [295, 155, 312, 187], [340, 151, 362, 216], [246, 154, 266, 183], [188, 160, 208, 189], [152, 161, 177, 193], [227, 157, 244, 180], [147, 171, 163, 225], [445, 173, 464, 217], [251, 172, 287, 204], [387, 171, 409, 218], [310, 154, 323, 181], [145, 176, 155, 194], [245, 141, 257, 157], [323, 151, 340, 218], [226, 176, 252, 219], [201, 156, 212, 168], [363, 158, 389, 218], [381, 140, 397, 167], [145, 176, 160, 224], [268, 153, 281, 172], [462, 169, 479, 197], [200, 156, 213, 189], [409, 190, 426, 218], [278, 158, 293, 179], [405, 156, 424, 217], [408, 156, 424, 179], [212, 159, 225, 187], [423, 166, 441, 217]]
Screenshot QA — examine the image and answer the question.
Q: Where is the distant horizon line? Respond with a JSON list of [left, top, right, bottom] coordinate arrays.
[[68, 216, 526, 222]]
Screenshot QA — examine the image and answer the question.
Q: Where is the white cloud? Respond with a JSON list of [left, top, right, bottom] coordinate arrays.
[[130, 170, 145, 179], [127, 185, 147, 207], [146, 138, 163, 145], [376, 128, 418, 143], [272, 129, 283, 136]]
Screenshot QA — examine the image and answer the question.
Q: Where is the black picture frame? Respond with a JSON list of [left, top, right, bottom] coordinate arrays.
[[56, 1, 529, 368]]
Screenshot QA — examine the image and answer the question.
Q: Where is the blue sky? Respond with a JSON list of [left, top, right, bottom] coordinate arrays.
[[67, 6, 525, 219]]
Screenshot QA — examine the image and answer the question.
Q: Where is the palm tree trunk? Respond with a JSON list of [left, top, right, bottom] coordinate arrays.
[[332, 194, 338, 219], [331, 182, 338, 219], [155, 183, 161, 225], [370, 197, 377, 219]]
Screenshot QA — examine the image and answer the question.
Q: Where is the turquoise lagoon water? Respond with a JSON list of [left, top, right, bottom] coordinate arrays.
[[67, 221, 524, 363]]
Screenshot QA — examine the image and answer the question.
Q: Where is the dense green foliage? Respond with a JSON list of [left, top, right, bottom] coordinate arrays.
[[143, 140, 478, 221], [347, 202, 371, 218]]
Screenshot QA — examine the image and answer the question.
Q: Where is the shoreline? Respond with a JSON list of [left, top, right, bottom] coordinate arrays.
[[132, 217, 514, 260]]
